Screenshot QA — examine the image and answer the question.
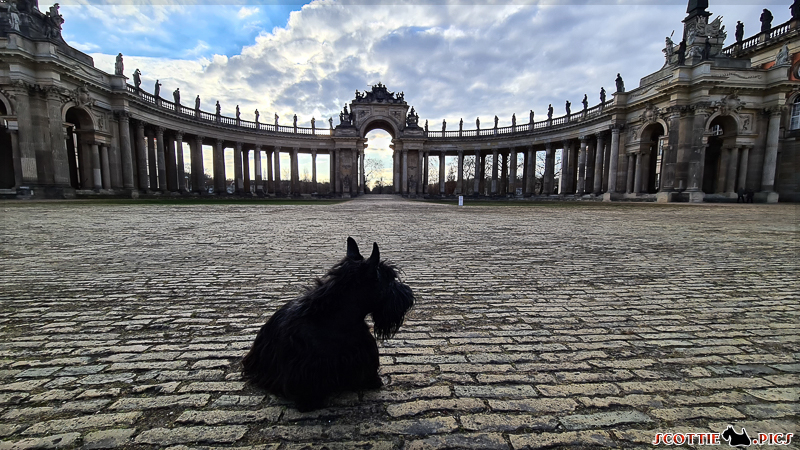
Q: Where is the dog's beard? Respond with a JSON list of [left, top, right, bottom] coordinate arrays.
[[371, 282, 415, 341]]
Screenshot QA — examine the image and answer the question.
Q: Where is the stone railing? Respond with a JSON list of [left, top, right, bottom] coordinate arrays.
[[424, 100, 613, 138], [125, 83, 332, 136], [721, 19, 794, 56]]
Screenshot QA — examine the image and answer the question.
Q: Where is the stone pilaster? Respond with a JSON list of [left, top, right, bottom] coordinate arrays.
[[45, 87, 70, 187], [402, 149, 408, 195], [254, 145, 263, 193], [456, 150, 464, 195], [626, 154, 636, 194], [758, 107, 782, 201], [686, 104, 711, 197], [725, 146, 739, 194], [607, 125, 622, 194], [291, 147, 299, 196], [423, 151, 429, 194], [90, 143, 102, 190], [11, 83, 38, 186], [716, 148, 730, 193], [273, 146, 282, 195], [737, 146, 749, 191], [544, 143, 555, 195], [633, 152, 643, 193], [100, 144, 111, 189]]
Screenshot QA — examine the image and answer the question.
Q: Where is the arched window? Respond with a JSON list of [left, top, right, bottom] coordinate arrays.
[[791, 96, 800, 130]]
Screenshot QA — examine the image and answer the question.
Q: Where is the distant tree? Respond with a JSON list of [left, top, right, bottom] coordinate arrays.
[[364, 157, 385, 189]]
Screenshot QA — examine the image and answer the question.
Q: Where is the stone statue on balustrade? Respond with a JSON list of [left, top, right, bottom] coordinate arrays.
[[735, 21, 744, 42], [8, 2, 20, 32], [311, 117, 316, 129], [760, 9, 773, 33], [442, 119, 446, 133], [476, 117, 480, 130], [215, 101, 221, 116], [600, 87, 606, 104], [255, 109, 259, 123], [133, 69, 142, 92], [236, 105, 240, 120], [424, 120, 428, 133], [195, 95, 200, 110], [663, 36, 675, 63], [615, 73, 625, 93], [582, 94, 588, 111], [547, 104, 553, 120], [529, 110, 534, 124], [494, 115, 498, 128], [115, 53, 124, 76], [511, 114, 516, 128], [293, 114, 297, 127], [154, 79, 162, 98], [459, 118, 463, 131], [44, 3, 64, 39], [275, 113, 279, 126], [329, 117, 333, 129], [173, 88, 180, 106], [565, 101, 571, 116]]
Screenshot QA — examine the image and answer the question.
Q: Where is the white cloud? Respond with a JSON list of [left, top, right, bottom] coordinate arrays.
[[237, 6, 260, 19]]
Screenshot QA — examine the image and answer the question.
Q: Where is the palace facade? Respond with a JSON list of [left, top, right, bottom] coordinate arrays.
[[0, 0, 798, 201]]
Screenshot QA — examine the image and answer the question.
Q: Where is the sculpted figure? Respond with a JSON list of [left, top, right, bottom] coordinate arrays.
[[311, 117, 316, 129], [215, 101, 220, 116], [293, 114, 297, 127], [664, 36, 675, 60], [173, 88, 180, 106], [115, 53, 124, 76], [582, 94, 588, 111], [133, 69, 142, 91], [776, 43, 790, 66], [8, 3, 20, 32], [511, 113, 516, 128], [459, 118, 463, 131], [735, 21, 744, 42], [615, 73, 625, 93], [343, 105, 349, 116], [154, 79, 162, 98], [760, 9, 773, 33], [600, 87, 606, 103], [329, 117, 333, 129], [529, 110, 534, 124], [565, 100, 571, 116], [547, 104, 553, 119], [275, 113, 279, 126], [442, 119, 446, 133], [494, 115, 498, 128], [424, 120, 428, 132], [236, 105, 240, 120], [476, 117, 480, 130], [255, 109, 259, 123], [195, 95, 200, 110]]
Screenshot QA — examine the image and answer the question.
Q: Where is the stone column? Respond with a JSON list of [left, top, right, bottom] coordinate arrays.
[[576, 137, 588, 195], [291, 147, 299, 196], [716, 148, 730, 193], [175, 132, 185, 192], [273, 146, 282, 195], [626, 154, 635, 193], [593, 132, 605, 194], [155, 127, 167, 191], [311, 149, 317, 193], [456, 150, 464, 195], [12, 85, 39, 186], [641, 152, 651, 193], [214, 139, 226, 194], [509, 149, 518, 195], [91, 143, 102, 190], [46, 88, 70, 187], [500, 152, 508, 195], [675, 108, 694, 191], [633, 152, 643, 193], [234, 142, 244, 194], [423, 151, 429, 194], [135, 122, 149, 190], [116, 112, 135, 189], [100, 144, 111, 189], [725, 146, 739, 194], [525, 146, 534, 196], [164, 135, 177, 192], [473, 149, 481, 195], [544, 143, 555, 195], [191, 135, 205, 193], [491, 149, 499, 195], [687, 106, 710, 194], [360, 147, 366, 194], [737, 146, 749, 191], [760, 108, 782, 196], [439, 151, 446, 195], [607, 126, 621, 194], [146, 129, 157, 190], [254, 145, 263, 193], [266, 149, 274, 194], [243, 149, 251, 194], [402, 150, 408, 195], [417, 151, 424, 195], [330, 150, 336, 195], [559, 141, 569, 195], [662, 107, 681, 192], [585, 139, 595, 193]]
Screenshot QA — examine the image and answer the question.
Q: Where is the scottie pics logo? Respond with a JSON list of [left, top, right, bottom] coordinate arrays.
[[652, 425, 793, 447]]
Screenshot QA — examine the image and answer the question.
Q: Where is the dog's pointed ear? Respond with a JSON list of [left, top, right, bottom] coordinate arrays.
[[346, 237, 363, 260], [367, 242, 380, 265]]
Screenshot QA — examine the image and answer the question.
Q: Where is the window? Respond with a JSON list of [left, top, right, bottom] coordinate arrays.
[[791, 96, 800, 130], [711, 124, 723, 136]]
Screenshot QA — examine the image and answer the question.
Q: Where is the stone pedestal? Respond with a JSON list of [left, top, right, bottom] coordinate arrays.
[[754, 191, 779, 203]]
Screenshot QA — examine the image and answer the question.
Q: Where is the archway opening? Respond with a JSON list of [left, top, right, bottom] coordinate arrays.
[[640, 123, 666, 193], [0, 100, 13, 188], [364, 128, 394, 194], [64, 107, 95, 189], [703, 116, 738, 195]]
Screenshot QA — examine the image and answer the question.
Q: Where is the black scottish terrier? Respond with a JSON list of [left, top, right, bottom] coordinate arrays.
[[242, 237, 415, 411]]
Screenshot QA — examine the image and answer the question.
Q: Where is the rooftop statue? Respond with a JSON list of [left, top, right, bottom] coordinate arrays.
[[547, 104, 553, 120], [582, 94, 588, 111], [760, 9, 773, 33], [255, 109, 259, 123], [735, 21, 744, 42], [511, 113, 516, 128], [275, 113, 279, 126], [8, 2, 20, 32], [476, 117, 480, 130], [615, 73, 625, 93], [529, 110, 534, 124], [215, 101, 221, 115], [132, 69, 141, 91], [195, 95, 200, 110], [236, 105, 240, 120], [442, 119, 446, 133], [154, 79, 161, 98], [565, 100, 571, 116], [600, 87, 606, 103], [115, 53, 124, 76], [494, 115, 498, 128], [173, 88, 180, 106]]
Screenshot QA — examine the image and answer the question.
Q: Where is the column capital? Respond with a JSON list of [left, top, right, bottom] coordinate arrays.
[[114, 110, 131, 121], [136, 121, 146, 131], [216, 138, 225, 147], [155, 126, 165, 136], [255, 144, 262, 151], [195, 135, 205, 144], [545, 142, 553, 150], [310, 148, 316, 155], [579, 136, 589, 143], [561, 139, 571, 148], [235, 141, 243, 150], [175, 131, 184, 141], [595, 131, 606, 140], [764, 105, 786, 117]]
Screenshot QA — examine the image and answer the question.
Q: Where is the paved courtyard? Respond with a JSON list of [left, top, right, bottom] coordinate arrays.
[[0, 197, 797, 450]]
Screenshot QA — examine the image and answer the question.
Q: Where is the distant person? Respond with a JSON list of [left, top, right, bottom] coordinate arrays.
[[737, 187, 745, 203], [746, 189, 755, 203]]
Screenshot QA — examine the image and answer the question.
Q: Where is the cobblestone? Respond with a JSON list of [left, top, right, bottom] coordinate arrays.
[[0, 198, 797, 448]]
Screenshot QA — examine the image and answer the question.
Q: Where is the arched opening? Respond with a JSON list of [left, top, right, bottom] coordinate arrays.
[[703, 116, 738, 195], [64, 107, 95, 189], [362, 120, 396, 194], [0, 100, 14, 189], [640, 123, 666, 193]]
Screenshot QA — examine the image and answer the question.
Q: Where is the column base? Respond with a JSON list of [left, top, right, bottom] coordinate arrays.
[[602, 192, 621, 202], [686, 190, 705, 203], [754, 191, 779, 203]]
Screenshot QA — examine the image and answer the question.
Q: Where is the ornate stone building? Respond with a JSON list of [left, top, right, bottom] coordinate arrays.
[[0, 0, 798, 201]]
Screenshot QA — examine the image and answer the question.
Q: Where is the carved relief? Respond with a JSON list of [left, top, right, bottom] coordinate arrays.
[[640, 102, 660, 124], [73, 84, 95, 109], [714, 92, 745, 116]]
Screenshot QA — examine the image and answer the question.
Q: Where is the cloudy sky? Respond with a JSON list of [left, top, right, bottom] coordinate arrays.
[[60, 0, 790, 187]]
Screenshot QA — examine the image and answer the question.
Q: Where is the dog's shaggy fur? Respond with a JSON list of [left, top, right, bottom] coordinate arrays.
[[242, 237, 415, 411]]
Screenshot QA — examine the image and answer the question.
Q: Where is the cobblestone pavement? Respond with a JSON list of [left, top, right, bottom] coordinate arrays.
[[0, 197, 797, 450]]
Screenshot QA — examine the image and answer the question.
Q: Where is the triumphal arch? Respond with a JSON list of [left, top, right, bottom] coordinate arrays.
[[0, 0, 798, 202]]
